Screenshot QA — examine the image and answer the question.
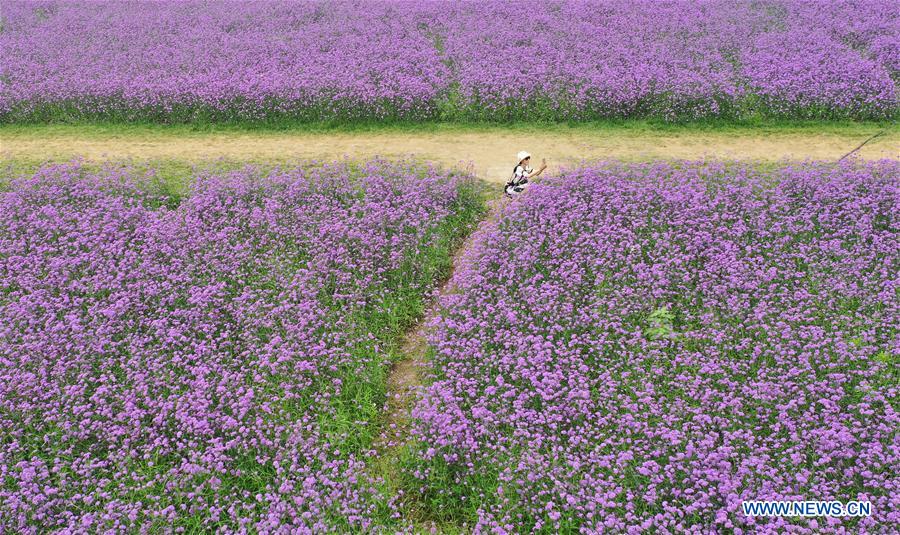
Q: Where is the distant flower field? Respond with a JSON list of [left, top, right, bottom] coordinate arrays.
[[409, 161, 899, 532], [0, 0, 897, 123], [0, 160, 483, 532]]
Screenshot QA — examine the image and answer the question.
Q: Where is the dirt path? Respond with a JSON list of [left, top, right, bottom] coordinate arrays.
[[369, 197, 506, 530], [3, 128, 896, 183], [375, 197, 505, 451]]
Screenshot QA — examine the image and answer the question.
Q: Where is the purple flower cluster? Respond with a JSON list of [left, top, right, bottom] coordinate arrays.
[[787, 0, 900, 76], [1, 1, 896, 122], [0, 160, 477, 532], [0, 1, 448, 122], [410, 161, 899, 532]]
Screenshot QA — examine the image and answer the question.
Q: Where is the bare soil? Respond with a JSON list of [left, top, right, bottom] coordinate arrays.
[[367, 198, 507, 532], [372, 197, 506, 455], [3, 129, 896, 183]]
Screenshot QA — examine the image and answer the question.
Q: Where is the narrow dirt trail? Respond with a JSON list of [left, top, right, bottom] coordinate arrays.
[[368, 196, 506, 530], [3, 128, 897, 183]]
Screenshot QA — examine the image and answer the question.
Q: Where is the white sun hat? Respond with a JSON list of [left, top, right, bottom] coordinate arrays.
[[516, 151, 531, 163]]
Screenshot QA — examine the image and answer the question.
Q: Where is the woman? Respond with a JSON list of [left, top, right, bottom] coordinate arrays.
[[505, 151, 547, 196]]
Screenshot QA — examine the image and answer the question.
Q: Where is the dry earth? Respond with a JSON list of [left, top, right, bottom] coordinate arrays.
[[3, 128, 897, 183]]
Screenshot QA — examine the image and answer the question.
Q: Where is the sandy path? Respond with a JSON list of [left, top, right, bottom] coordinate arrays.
[[3, 128, 897, 183]]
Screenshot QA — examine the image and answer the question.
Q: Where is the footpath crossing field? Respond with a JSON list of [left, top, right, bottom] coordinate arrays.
[[2, 123, 898, 186]]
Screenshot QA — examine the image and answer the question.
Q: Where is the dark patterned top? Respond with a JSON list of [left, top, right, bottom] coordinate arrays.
[[512, 165, 533, 184]]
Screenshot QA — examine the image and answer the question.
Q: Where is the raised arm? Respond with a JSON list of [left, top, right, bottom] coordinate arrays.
[[527, 158, 548, 178]]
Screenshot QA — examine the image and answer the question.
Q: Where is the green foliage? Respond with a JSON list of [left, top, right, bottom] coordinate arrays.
[[644, 306, 676, 341]]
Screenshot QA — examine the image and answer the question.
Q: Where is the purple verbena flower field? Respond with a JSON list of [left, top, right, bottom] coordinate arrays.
[[409, 160, 899, 533], [0, 0, 897, 123], [1, 0, 898, 532], [0, 160, 483, 532]]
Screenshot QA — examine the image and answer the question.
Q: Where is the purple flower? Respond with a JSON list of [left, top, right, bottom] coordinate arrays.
[[409, 159, 899, 532]]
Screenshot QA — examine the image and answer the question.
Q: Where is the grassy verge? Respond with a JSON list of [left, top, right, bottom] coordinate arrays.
[[2, 119, 897, 138], [0, 158, 209, 196], [0, 157, 457, 198]]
